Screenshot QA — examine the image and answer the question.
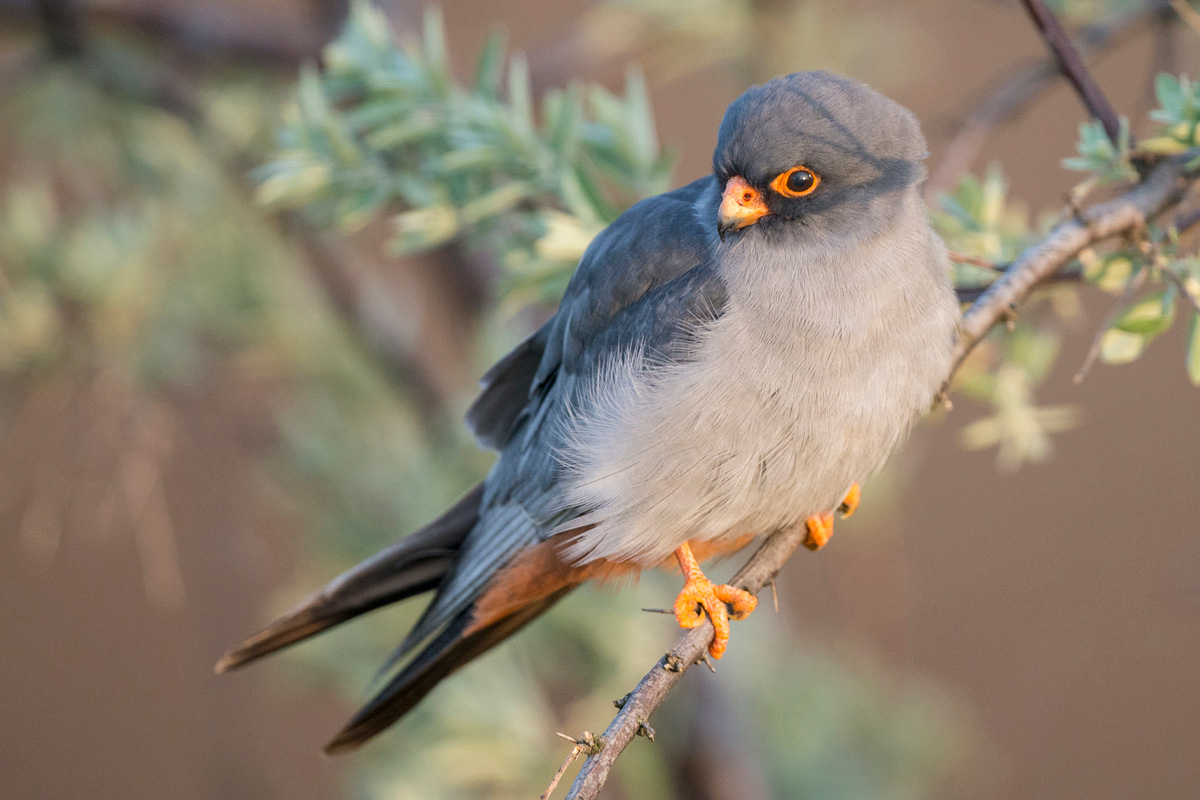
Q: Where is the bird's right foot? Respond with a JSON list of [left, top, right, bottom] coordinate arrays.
[[672, 542, 757, 659]]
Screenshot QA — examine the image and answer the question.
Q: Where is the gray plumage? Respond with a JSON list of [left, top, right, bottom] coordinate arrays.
[[218, 70, 961, 752]]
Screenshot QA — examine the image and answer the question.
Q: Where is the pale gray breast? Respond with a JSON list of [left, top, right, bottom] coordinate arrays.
[[557, 200, 959, 567]]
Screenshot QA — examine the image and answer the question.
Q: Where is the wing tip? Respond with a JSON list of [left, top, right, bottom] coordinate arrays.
[[323, 730, 365, 756], [213, 609, 335, 674], [213, 652, 239, 674]]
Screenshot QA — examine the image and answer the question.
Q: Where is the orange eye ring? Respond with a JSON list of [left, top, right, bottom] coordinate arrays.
[[771, 166, 820, 198]]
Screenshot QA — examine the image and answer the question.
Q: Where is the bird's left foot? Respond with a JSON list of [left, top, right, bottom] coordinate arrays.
[[838, 482, 861, 517], [804, 483, 861, 550], [672, 542, 757, 659]]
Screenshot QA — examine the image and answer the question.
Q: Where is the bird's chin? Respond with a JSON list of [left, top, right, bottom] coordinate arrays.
[[719, 214, 794, 244]]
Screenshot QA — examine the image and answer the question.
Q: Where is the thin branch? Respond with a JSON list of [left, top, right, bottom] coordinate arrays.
[[33, 0, 85, 57], [929, 0, 1172, 195], [561, 151, 1200, 800], [954, 263, 1083, 304], [1169, 0, 1200, 37], [1073, 261, 1149, 383], [1020, 0, 1124, 144], [947, 250, 1005, 271], [0, 0, 330, 66], [951, 153, 1198, 369], [541, 732, 601, 800], [1175, 204, 1200, 233], [564, 524, 811, 799]]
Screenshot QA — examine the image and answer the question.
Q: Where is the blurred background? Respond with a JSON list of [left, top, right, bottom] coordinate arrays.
[[1, 0, 1198, 798]]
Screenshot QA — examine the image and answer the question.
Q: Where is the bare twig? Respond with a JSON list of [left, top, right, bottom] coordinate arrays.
[[947, 250, 1005, 271], [929, 0, 1172, 195], [542, 733, 601, 800], [564, 524, 811, 799], [33, 0, 85, 57], [0, 0, 329, 66], [1073, 261, 1149, 383], [951, 153, 1198, 369], [954, 264, 1084, 304], [1175, 204, 1200, 234], [1020, 0, 1124, 144], [562, 151, 1200, 800], [1169, 0, 1200, 38]]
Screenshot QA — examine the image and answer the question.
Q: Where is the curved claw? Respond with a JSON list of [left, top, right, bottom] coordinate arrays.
[[671, 543, 759, 659], [804, 512, 834, 551], [713, 583, 757, 621]]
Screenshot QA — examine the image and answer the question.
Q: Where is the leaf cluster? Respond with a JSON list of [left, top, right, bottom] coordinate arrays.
[[257, 1, 673, 309], [1058, 72, 1200, 385], [934, 169, 1082, 469]]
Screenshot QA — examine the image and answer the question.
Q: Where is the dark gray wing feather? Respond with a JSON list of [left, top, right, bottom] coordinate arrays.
[[463, 326, 549, 450], [398, 176, 726, 650]]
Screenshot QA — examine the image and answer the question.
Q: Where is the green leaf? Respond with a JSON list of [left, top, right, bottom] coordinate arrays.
[[544, 84, 583, 162], [1153, 73, 1184, 121], [1100, 329, 1149, 364], [1083, 252, 1136, 294], [1112, 290, 1174, 335], [506, 52, 533, 132], [420, 6, 450, 91], [1063, 118, 1135, 183], [622, 66, 657, 168], [473, 31, 507, 99]]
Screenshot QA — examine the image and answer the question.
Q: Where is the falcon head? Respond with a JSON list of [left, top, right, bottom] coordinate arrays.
[[712, 71, 929, 245]]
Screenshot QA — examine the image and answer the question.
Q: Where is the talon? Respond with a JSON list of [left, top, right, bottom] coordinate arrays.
[[804, 512, 834, 551], [671, 542, 758, 659], [712, 582, 758, 620], [838, 483, 861, 517]]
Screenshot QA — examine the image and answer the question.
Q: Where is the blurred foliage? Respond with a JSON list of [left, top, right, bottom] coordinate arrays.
[[934, 71, 1200, 469], [0, 65, 281, 384], [1062, 117, 1137, 183], [1061, 73, 1200, 387], [932, 168, 1084, 471], [258, 1, 672, 310]]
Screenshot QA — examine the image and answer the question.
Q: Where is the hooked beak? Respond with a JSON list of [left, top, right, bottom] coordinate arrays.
[[717, 176, 769, 241]]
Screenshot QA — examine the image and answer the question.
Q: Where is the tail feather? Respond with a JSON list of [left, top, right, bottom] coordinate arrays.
[[215, 484, 483, 673], [323, 585, 574, 754]]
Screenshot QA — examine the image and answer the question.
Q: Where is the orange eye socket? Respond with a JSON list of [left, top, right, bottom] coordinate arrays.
[[771, 166, 820, 198]]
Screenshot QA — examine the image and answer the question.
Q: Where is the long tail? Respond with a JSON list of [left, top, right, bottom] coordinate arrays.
[[323, 585, 572, 754], [215, 484, 482, 672], [216, 483, 577, 753]]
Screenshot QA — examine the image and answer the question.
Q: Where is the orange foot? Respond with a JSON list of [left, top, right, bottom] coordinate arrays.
[[804, 512, 834, 551], [804, 483, 862, 551], [672, 542, 757, 659], [839, 482, 861, 517]]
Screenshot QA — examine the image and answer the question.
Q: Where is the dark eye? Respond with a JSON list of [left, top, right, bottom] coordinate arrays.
[[771, 166, 820, 198]]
